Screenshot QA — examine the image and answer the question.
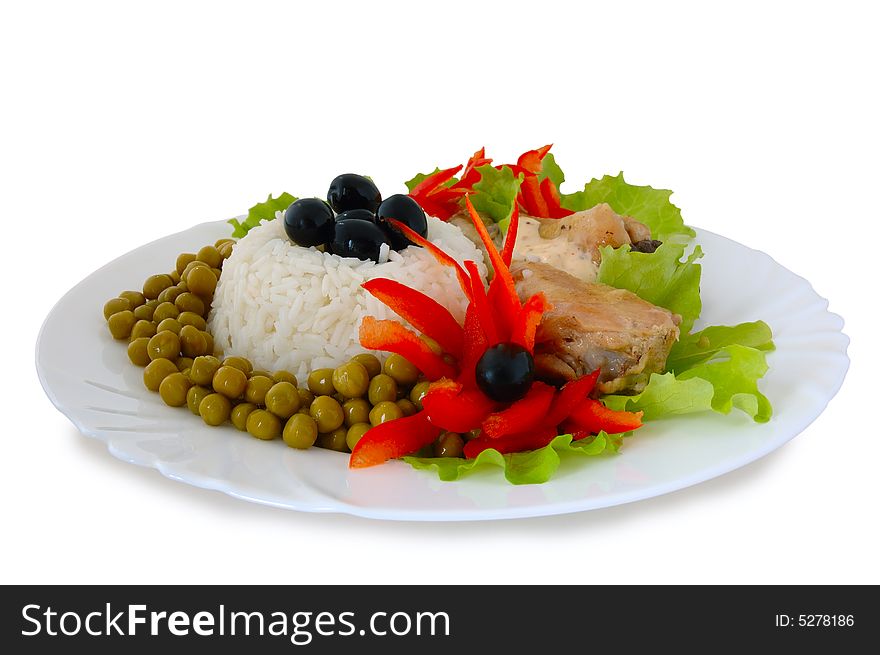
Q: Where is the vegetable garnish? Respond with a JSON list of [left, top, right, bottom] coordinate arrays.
[[351, 196, 641, 470], [398, 149, 775, 483], [405, 145, 573, 221]]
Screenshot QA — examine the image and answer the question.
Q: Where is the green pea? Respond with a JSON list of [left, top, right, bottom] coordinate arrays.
[[369, 400, 404, 426], [159, 372, 192, 407], [212, 365, 247, 398], [265, 381, 301, 418], [196, 245, 222, 268], [157, 285, 183, 304], [152, 301, 179, 323], [282, 414, 318, 449], [246, 409, 281, 440], [273, 370, 298, 386], [199, 393, 231, 426], [342, 398, 371, 426], [189, 355, 221, 386], [309, 396, 344, 433], [179, 324, 208, 358], [103, 297, 130, 320], [143, 358, 178, 392], [368, 374, 397, 405], [410, 381, 431, 410], [397, 399, 417, 417], [332, 361, 370, 398], [156, 318, 182, 334], [176, 356, 194, 372], [143, 274, 174, 300], [133, 304, 155, 321], [222, 356, 252, 374], [174, 292, 205, 316], [130, 319, 157, 340], [317, 427, 349, 452], [345, 423, 371, 451], [307, 368, 336, 395], [351, 353, 382, 378], [107, 310, 136, 339], [244, 375, 275, 405], [383, 353, 420, 386], [176, 253, 197, 276], [127, 338, 151, 367], [118, 291, 146, 309], [434, 432, 464, 457], [178, 311, 207, 331], [231, 403, 257, 431], [186, 385, 212, 415], [147, 330, 181, 361], [186, 266, 217, 298]]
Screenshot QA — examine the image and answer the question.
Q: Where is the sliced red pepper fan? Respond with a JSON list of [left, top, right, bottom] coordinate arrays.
[[350, 192, 641, 469], [407, 145, 573, 221]]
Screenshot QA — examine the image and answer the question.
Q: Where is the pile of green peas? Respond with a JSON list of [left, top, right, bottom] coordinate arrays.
[[102, 238, 467, 457]]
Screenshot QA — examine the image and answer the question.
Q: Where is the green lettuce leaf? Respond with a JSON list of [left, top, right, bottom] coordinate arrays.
[[602, 373, 716, 420], [228, 192, 297, 238], [597, 242, 703, 333], [404, 168, 457, 193], [403, 432, 623, 485], [667, 321, 775, 373], [678, 344, 772, 421], [471, 164, 523, 224], [604, 342, 773, 423], [537, 152, 565, 189], [562, 173, 695, 241]]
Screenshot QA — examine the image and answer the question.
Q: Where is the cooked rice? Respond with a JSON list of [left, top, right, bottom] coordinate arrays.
[[208, 214, 486, 382]]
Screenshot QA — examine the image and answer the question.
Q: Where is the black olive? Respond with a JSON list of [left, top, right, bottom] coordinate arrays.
[[375, 194, 428, 249], [335, 208, 377, 224], [327, 174, 382, 214], [283, 198, 335, 247], [630, 239, 663, 253], [475, 343, 535, 403], [330, 218, 390, 263]]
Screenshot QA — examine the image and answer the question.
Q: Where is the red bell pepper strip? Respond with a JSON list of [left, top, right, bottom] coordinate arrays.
[[539, 177, 573, 219], [411, 193, 465, 222], [516, 144, 553, 175], [500, 204, 520, 268], [409, 165, 468, 221], [543, 369, 601, 428], [493, 202, 524, 341], [409, 165, 463, 198], [465, 196, 521, 330], [452, 147, 492, 190], [464, 425, 558, 458], [464, 260, 499, 346], [350, 410, 441, 468], [418, 187, 467, 205], [422, 378, 498, 433], [481, 381, 556, 439], [456, 305, 486, 390], [518, 175, 550, 218], [510, 292, 549, 353], [563, 398, 643, 435], [385, 219, 472, 301], [359, 316, 457, 381], [362, 279, 464, 359]]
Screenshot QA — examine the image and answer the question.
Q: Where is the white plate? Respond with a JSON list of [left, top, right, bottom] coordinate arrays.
[[36, 221, 849, 521]]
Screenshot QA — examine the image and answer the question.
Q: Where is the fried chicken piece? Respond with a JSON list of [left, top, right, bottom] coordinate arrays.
[[511, 261, 680, 394]]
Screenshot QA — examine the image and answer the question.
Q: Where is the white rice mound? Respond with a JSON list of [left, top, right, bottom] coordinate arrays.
[[208, 214, 487, 383]]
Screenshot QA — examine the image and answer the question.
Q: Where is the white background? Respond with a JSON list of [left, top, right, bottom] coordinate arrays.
[[2, 1, 877, 584]]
